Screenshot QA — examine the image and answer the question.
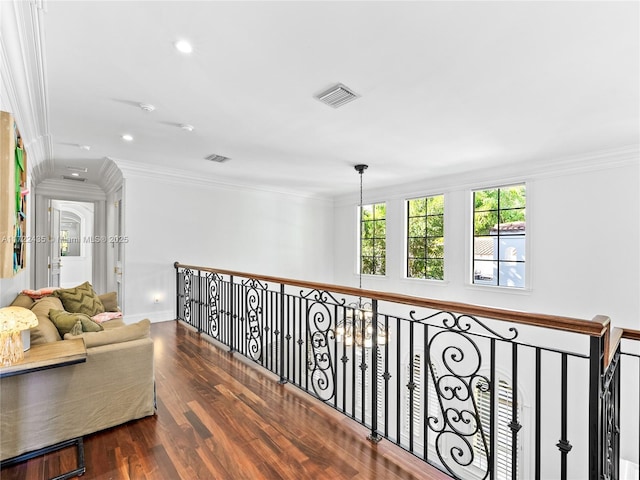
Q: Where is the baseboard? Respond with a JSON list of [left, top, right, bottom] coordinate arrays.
[[123, 310, 174, 324]]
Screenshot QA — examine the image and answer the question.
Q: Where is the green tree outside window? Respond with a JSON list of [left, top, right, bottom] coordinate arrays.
[[407, 195, 445, 280], [361, 202, 386, 275]]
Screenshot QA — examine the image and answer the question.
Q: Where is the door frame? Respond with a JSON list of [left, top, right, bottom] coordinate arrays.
[[34, 186, 108, 293]]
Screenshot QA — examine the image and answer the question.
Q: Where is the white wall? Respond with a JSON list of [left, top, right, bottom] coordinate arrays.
[[121, 173, 335, 322], [333, 157, 639, 330]]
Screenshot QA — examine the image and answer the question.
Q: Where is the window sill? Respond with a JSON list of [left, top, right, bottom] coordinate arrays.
[[401, 277, 450, 287], [466, 283, 532, 295]]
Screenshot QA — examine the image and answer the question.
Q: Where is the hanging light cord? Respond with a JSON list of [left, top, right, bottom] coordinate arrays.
[[354, 164, 368, 295], [359, 169, 363, 291]]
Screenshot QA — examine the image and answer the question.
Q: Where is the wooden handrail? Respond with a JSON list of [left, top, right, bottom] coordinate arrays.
[[606, 327, 623, 368], [175, 262, 609, 337], [621, 328, 640, 341]]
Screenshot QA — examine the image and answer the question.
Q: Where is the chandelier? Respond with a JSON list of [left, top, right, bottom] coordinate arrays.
[[335, 164, 388, 349], [335, 302, 387, 348]]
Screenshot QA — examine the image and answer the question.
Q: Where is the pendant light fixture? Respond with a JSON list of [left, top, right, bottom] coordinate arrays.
[[335, 164, 387, 348]]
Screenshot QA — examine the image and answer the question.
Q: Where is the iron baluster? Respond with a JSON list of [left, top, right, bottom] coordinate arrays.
[[383, 315, 390, 440], [510, 343, 522, 479], [408, 318, 415, 453], [424, 323, 430, 461], [174, 263, 181, 321], [228, 278, 233, 346], [395, 316, 402, 445], [535, 348, 542, 480], [589, 335, 604, 480], [489, 338, 496, 480], [557, 353, 572, 480], [368, 299, 381, 443], [278, 284, 287, 384]]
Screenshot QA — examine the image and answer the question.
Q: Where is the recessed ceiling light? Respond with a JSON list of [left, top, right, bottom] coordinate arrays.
[[139, 103, 155, 112], [71, 172, 80, 177], [79, 144, 91, 151], [180, 124, 194, 132], [174, 39, 193, 54], [122, 134, 133, 142]]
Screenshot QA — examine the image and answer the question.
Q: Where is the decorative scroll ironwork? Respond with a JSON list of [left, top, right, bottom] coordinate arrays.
[[183, 268, 192, 324], [601, 349, 621, 480], [411, 310, 518, 480], [300, 288, 346, 306], [410, 311, 519, 341], [242, 278, 267, 361], [306, 300, 336, 402], [207, 272, 222, 339]]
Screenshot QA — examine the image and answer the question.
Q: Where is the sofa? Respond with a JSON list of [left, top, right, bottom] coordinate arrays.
[[0, 283, 155, 462]]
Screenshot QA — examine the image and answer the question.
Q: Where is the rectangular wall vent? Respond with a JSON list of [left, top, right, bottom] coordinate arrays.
[[205, 154, 231, 163], [62, 175, 87, 182], [315, 83, 360, 108]]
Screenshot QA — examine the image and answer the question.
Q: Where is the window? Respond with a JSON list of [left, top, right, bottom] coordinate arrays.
[[407, 195, 444, 280], [361, 203, 386, 275], [473, 185, 526, 287], [473, 379, 518, 479]]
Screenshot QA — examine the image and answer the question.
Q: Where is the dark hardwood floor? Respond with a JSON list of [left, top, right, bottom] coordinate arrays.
[[1, 321, 450, 480]]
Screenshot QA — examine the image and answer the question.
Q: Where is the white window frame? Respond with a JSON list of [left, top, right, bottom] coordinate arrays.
[[467, 183, 532, 291], [405, 194, 446, 281], [359, 202, 387, 277]]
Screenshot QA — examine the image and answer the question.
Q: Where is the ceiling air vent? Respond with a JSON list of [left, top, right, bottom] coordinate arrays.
[[315, 83, 360, 108], [205, 154, 231, 163], [62, 175, 87, 182]]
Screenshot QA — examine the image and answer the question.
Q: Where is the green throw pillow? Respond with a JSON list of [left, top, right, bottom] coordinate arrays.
[[98, 291, 118, 312], [49, 309, 104, 336], [53, 281, 105, 316]]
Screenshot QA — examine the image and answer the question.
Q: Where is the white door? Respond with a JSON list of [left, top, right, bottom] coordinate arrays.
[[49, 202, 61, 287]]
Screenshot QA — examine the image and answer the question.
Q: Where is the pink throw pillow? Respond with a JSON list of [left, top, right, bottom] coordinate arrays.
[[91, 311, 123, 323], [21, 287, 59, 299]]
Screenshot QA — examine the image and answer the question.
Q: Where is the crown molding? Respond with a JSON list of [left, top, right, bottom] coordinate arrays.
[[98, 157, 124, 195], [111, 157, 332, 203], [0, 0, 53, 184], [334, 144, 640, 206], [36, 178, 107, 201]]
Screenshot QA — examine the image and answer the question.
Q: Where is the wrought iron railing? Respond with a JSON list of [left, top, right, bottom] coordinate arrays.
[[174, 262, 638, 480]]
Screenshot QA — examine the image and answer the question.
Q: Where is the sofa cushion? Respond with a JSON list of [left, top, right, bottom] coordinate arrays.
[[64, 319, 151, 348], [49, 309, 103, 336], [97, 291, 119, 312], [102, 318, 126, 329], [11, 293, 35, 309], [29, 297, 64, 344], [53, 281, 105, 316]]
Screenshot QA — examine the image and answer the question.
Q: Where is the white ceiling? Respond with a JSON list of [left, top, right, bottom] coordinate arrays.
[[44, 1, 639, 196]]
